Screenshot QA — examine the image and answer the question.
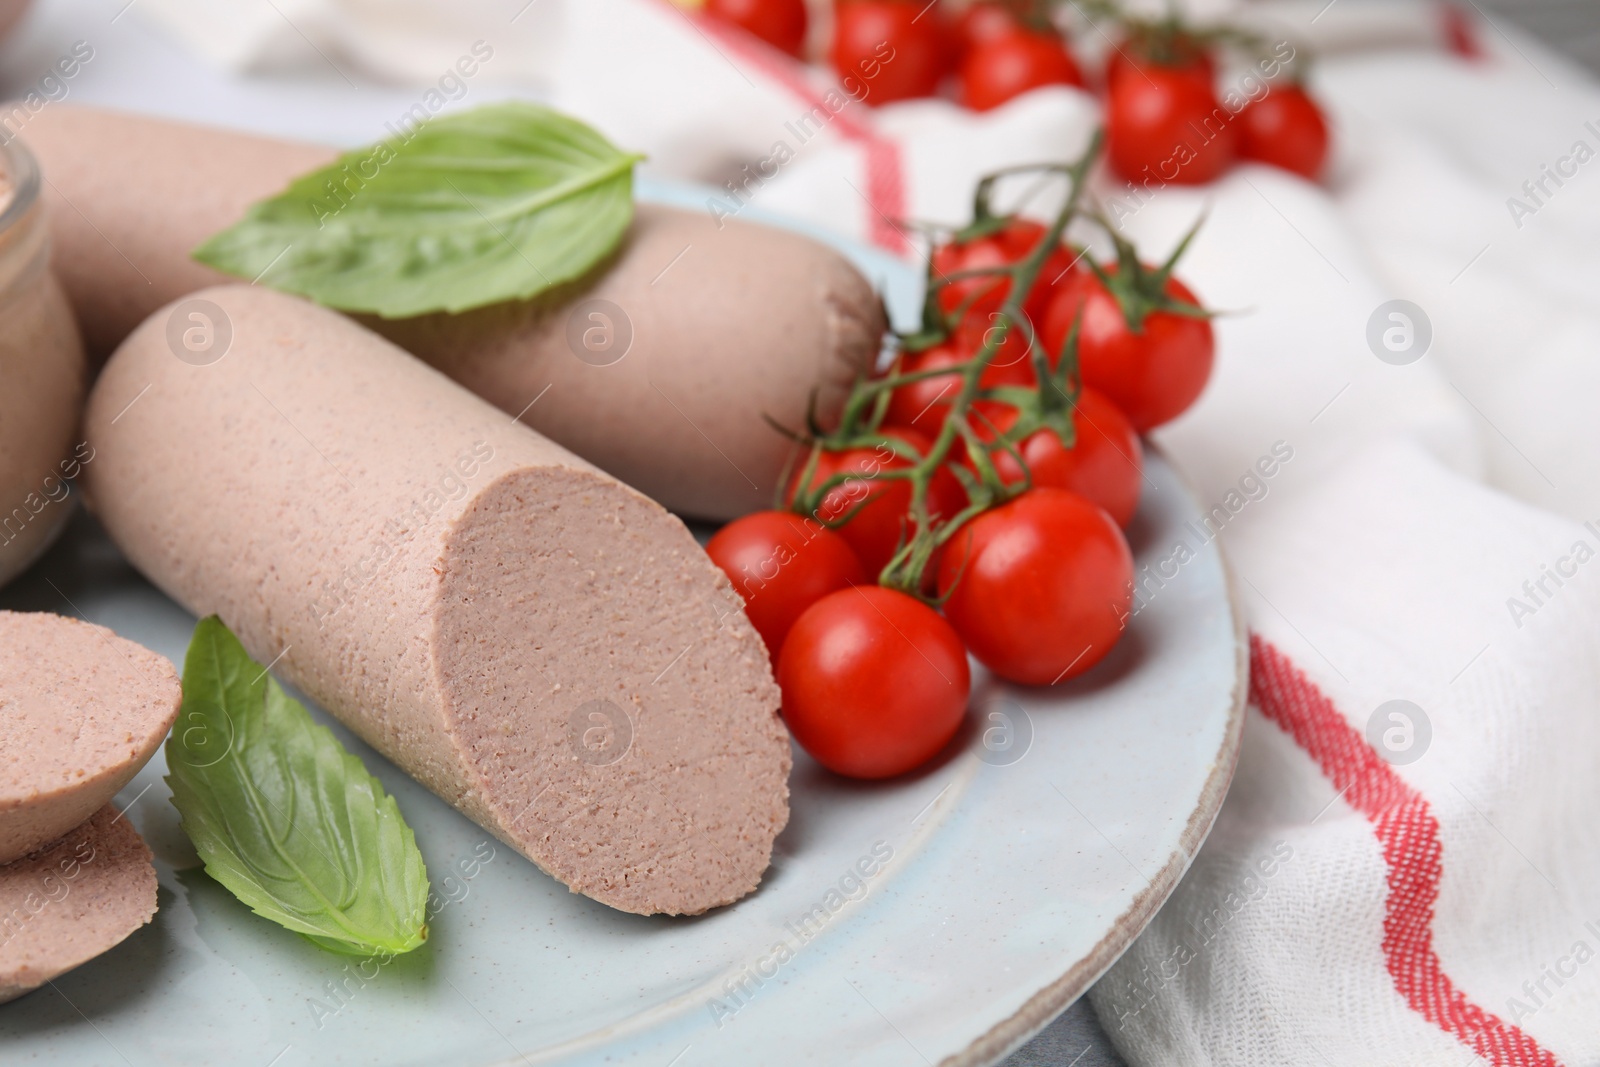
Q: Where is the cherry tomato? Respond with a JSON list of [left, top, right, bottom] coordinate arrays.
[[937, 488, 1133, 685], [1106, 58, 1236, 185], [966, 388, 1143, 526], [787, 427, 967, 578], [777, 586, 971, 778], [883, 326, 1036, 433], [830, 0, 948, 105], [960, 28, 1084, 111], [950, 313, 1041, 374], [704, 0, 809, 57], [931, 218, 1076, 326], [1237, 84, 1329, 180], [1041, 267, 1213, 431], [706, 510, 866, 659]]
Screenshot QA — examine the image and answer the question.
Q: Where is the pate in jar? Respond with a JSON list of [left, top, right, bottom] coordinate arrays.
[[0, 135, 88, 589]]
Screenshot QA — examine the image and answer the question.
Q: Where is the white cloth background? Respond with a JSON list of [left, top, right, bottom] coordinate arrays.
[[39, 0, 1600, 1062]]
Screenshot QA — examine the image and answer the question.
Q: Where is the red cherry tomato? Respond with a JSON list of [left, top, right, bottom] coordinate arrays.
[[1237, 84, 1329, 180], [777, 586, 971, 778], [788, 427, 967, 578], [830, 0, 949, 105], [937, 488, 1133, 685], [1106, 58, 1236, 185], [1041, 267, 1214, 431], [950, 313, 1041, 374], [947, 2, 1019, 62], [706, 510, 866, 659], [704, 0, 810, 57], [960, 28, 1084, 111], [966, 388, 1144, 526], [931, 218, 1076, 326], [883, 327, 1036, 433]]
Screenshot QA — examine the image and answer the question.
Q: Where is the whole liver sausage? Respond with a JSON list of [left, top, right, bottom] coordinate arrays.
[[0, 611, 181, 865], [20, 104, 883, 521], [83, 284, 790, 916], [15, 105, 331, 358], [0, 804, 158, 1005]]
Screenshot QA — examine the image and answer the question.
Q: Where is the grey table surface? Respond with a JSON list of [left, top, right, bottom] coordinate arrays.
[[1004, 999, 1126, 1067]]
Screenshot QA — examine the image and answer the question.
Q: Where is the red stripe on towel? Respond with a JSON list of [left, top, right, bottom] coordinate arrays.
[[1250, 634, 1561, 1067], [664, 2, 912, 254]]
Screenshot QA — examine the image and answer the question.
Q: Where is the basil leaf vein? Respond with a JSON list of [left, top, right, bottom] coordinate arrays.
[[193, 102, 642, 318], [166, 616, 429, 956]]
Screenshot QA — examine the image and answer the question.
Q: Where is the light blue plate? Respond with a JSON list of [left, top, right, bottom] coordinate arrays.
[[0, 193, 1244, 1067]]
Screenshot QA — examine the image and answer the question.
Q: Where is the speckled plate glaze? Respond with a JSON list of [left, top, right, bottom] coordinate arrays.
[[0, 188, 1244, 1067]]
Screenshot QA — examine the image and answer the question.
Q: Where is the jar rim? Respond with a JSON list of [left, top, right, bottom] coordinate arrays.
[[0, 136, 41, 236]]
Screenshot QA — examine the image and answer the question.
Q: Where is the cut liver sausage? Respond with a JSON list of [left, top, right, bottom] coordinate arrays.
[[83, 285, 790, 916], [0, 611, 180, 865], [0, 804, 158, 1005], [20, 104, 883, 520]]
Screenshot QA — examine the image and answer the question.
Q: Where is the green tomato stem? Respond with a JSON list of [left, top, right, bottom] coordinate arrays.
[[786, 131, 1107, 599]]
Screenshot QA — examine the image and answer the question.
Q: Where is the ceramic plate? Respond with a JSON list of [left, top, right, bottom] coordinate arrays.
[[0, 191, 1244, 1067]]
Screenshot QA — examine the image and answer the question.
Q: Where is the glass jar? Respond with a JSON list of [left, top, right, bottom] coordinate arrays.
[[0, 135, 88, 589]]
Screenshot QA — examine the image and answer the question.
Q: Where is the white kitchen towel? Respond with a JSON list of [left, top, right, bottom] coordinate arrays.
[[115, 0, 1600, 1063], [1082, 17, 1600, 1064], [125, 0, 1469, 249], [1322, 39, 1600, 523], [1090, 437, 1600, 1066]]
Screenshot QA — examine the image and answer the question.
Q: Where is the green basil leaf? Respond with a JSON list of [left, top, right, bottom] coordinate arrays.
[[166, 616, 429, 956], [193, 102, 642, 318]]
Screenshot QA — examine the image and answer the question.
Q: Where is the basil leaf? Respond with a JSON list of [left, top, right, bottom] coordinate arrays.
[[166, 616, 429, 956], [193, 102, 642, 318]]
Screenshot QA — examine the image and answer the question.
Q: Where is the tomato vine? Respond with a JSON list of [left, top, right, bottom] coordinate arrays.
[[782, 131, 1107, 597]]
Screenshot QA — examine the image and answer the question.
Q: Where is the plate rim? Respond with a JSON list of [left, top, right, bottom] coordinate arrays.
[[944, 441, 1249, 1067]]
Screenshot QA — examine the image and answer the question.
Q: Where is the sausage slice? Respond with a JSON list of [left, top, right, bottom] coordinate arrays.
[[0, 804, 158, 1005], [83, 285, 790, 916], [0, 611, 180, 865]]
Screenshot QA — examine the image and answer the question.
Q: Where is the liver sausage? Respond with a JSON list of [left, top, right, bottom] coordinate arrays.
[[83, 284, 790, 916], [20, 104, 883, 520], [0, 804, 158, 1005], [0, 611, 180, 865]]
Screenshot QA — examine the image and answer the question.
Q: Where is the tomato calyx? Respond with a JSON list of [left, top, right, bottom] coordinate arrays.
[[953, 162, 1062, 245], [957, 0, 1057, 40], [1116, 25, 1214, 73], [902, 167, 1084, 353], [958, 313, 1082, 497], [1082, 213, 1212, 335], [1074, 0, 1222, 68], [1081, 1, 1311, 86], [1085, 1, 1273, 71]]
